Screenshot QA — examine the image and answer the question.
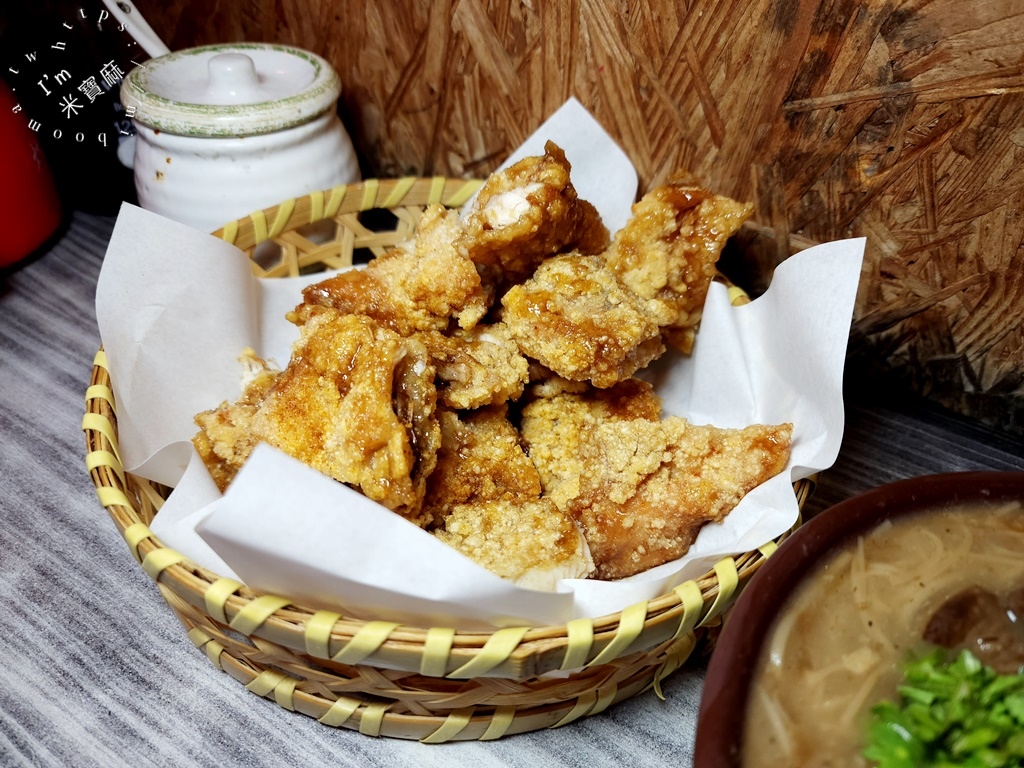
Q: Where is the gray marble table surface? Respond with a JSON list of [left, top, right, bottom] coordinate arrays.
[[2, 211, 1022, 768]]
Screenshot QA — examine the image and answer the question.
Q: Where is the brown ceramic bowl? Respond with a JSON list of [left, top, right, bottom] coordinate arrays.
[[693, 470, 1024, 768]]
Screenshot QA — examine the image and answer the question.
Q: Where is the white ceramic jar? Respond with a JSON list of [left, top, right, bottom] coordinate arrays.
[[120, 43, 360, 234]]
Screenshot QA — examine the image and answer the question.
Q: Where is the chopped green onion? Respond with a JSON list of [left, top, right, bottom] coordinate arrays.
[[863, 649, 1024, 767]]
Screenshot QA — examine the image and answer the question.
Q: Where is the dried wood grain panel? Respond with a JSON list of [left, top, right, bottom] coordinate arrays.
[[134, 0, 1024, 433]]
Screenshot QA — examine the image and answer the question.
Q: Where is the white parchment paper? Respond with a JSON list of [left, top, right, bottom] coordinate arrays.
[[95, 98, 864, 630]]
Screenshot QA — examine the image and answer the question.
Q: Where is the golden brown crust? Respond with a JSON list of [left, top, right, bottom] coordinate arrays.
[[434, 498, 594, 589], [522, 385, 791, 579], [417, 323, 530, 410], [499, 175, 752, 387], [460, 141, 610, 286], [194, 144, 776, 585], [301, 205, 489, 335], [425, 406, 594, 587], [192, 351, 279, 493], [520, 379, 663, 511], [604, 178, 754, 354], [501, 254, 667, 388], [423, 405, 541, 526], [194, 310, 439, 526]]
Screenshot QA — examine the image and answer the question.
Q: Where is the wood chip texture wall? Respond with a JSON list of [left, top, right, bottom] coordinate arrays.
[[138, 0, 1024, 434]]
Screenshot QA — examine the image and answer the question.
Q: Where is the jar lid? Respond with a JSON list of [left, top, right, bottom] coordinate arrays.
[[120, 43, 341, 137]]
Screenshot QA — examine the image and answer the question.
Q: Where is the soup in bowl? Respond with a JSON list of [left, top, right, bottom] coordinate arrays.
[[694, 471, 1024, 767]]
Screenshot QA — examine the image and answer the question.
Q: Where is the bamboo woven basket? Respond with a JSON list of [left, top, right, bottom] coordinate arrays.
[[83, 177, 812, 742]]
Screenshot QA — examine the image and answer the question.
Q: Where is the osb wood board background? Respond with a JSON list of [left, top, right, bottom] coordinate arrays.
[[136, 0, 1024, 434]]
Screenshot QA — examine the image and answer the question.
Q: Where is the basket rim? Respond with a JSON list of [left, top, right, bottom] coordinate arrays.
[[210, 176, 486, 258], [83, 177, 809, 683]]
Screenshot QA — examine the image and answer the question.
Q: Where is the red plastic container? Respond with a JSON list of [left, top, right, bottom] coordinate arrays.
[[0, 78, 63, 268]]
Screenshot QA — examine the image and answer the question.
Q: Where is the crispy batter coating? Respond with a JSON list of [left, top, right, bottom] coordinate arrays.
[[521, 385, 791, 579], [192, 350, 279, 493], [298, 142, 612, 334], [418, 323, 530, 410], [194, 309, 439, 526], [501, 254, 668, 388], [392, 334, 443, 510], [520, 379, 663, 509], [461, 141, 609, 286], [499, 175, 751, 387], [301, 204, 489, 334], [524, 362, 586, 396], [435, 498, 594, 591], [427, 405, 593, 589], [194, 144, 776, 584], [423, 405, 541, 525], [604, 176, 753, 353]]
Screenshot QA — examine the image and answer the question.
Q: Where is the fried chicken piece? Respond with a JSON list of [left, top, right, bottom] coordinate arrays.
[[426, 405, 593, 588], [499, 177, 752, 387], [299, 142, 610, 334], [393, 333, 444, 509], [418, 323, 530, 410], [501, 253, 668, 388], [527, 375, 663, 421], [436, 498, 594, 591], [194, 309, 440, 526], [422, 405, 541, 525], [521, 386, 792, 579], [193, 350, 280, 493], [604, 176, 753, 354], [520, 379, 663, 509], [301, 204, 489, 335], [461, 141, 609, 287]]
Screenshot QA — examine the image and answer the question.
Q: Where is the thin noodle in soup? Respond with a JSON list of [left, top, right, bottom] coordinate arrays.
[[742, 501, 1024, 767]]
